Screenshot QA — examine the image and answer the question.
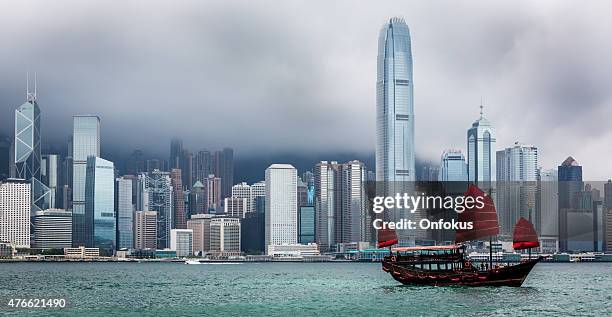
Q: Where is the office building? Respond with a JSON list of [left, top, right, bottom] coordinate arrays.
[[84, 156, 115, 251], [189, 181, 206, 215], [170, 229, 193, 257], [298, 205, 315, 244], [72, 115, 100, 247], [204, 174, 221, 213], [115, 177, 133, 249], [537, 168, 559, 253], [134, 210, 157, 249], [496, 142, 539, 236], [314, 161, 340, 251], [187, 213, 213, 255], [340, 160, 369, 244], [250, 181, 266, 213], [41, 154, 61, 209], [558, 157, 583, 252], [0, 179, 31, 248], [137, 170, 173, 249], [169, 138, 183, 170], [439, 150, 468, 182], [375, 17, 416, 183], [214, 148, 234, 199], [467, 106, 496, 185], [231, 182, 252, 213], [224, 197, 248, 218], [241, 200, 265, 254], [32, 209, 72, 249], [265, 164, 297, 254], [170, 169, 186, 229], [210, 217, 240, 256]]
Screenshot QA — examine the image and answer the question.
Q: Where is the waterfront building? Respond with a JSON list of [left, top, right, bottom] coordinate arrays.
[[439, 150, 468, 182], [241, 200, 265, 254], [224, 197, 248, 218], [467, 106, 496, 186], [298, 205, 315, 244], [64, 246, 100, 259], [187, 213, 213, 255], [375, 17, 416, 183], [265, 164, 298, 254], [0, 179, 31, 248], [32, 209, 72, 249], [266, 243, 320, 258], [72, 115, 100, 247], [170, 229, 193, 257], [137, 170, 173, 249], [134, 210, 157, 249], [84, 156, 115, 251], [115, 177, 133, 249], [558, 157, 583, 252], [232, 182, 252, 213], [210, 217, 241, 256], [170, 169, 186, 229], [496, 142, 539, 236]]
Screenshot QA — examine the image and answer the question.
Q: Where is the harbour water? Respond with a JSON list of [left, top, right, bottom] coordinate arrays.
[[1, 262, 610, 316]]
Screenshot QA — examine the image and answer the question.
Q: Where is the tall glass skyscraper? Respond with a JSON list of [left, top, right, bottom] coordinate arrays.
[[376, 17, 415, 183], [115, 176, 134, 249], [467, 107, 496, 185], [85, 156, 115, 251], [72, 115, 100, 247], [14, 91, 51, 212]]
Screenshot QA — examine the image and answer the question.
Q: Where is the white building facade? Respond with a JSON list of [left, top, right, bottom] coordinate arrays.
[[265, 164, 297, 254]]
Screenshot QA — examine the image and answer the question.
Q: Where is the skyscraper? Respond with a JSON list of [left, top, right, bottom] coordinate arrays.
[[265, 164, 297, 253], [376, 17, 415, 183], [134, 210, 157, 250], [41, 154, 61, 209], [32, 209, 72, 249], [496, 142, 538, 236], [204, 174, 221, 213], [72, 115, 100, 247], [210, 217, 241, 256], [537, 168, 559, 253], [115, 176, 134, 249], [170, 169, 186, 229], [0, 179, 31, 248], [439, 150, 468, 182], [231, 182, 252, 213], [14, 89, 50, 212], [340, 160, 369, 244], [169, 138, 183, 170], [558, 156, 583, 252], [84, 156, 115, 251], [214, 148, 234, 199], [137, 170, 173, 249], [187, 213, 213, 255], [467, 106, 496, 186], [314, 161, 340, 251]]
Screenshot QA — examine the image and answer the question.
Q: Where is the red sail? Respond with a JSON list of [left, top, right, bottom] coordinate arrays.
[[377, 228, 398, 248], [513, 217, 540, 250], [455, 184, 500, 243]]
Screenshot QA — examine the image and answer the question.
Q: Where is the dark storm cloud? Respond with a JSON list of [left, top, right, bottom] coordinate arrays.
[[0, 0, 611, 179]]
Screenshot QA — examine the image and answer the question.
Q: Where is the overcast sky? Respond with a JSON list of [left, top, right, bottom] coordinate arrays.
[[1, 0, 611, 179]]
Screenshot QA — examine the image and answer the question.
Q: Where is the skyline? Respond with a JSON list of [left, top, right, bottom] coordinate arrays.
[[1, 1, 612, 180]]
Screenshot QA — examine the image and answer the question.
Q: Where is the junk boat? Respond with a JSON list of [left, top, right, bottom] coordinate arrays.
[[380, 184, 541, 287]]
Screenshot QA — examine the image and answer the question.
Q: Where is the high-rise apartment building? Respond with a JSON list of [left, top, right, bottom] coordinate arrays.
[[170, 169, 186, 229]]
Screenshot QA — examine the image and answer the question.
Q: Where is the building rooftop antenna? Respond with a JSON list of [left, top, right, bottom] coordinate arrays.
[[479, 97, 484, 118]]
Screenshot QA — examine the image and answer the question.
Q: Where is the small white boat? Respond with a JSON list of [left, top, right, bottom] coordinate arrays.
[[185, 260, 241, 265], [185, 260, 203, 265]]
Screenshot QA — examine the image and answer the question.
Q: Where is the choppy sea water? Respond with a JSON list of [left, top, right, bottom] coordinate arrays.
[[0, 262, 610, 316]]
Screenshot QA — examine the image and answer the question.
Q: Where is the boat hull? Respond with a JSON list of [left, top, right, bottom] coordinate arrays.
[[382, 257, 541, 287]]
